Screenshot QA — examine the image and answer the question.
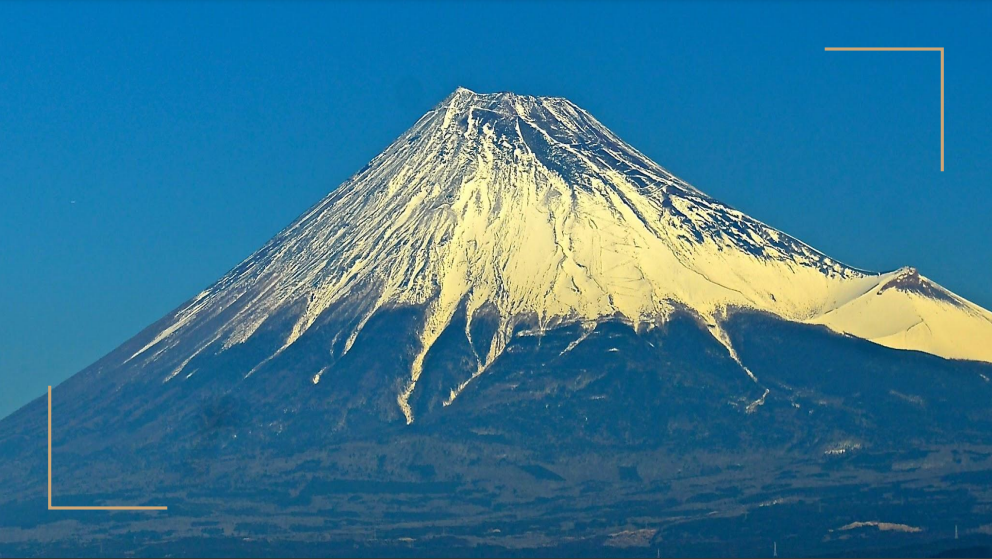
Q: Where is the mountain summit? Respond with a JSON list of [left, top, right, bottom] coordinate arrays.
[[3, 89, 992, 557], [120, 87, 992, 422]]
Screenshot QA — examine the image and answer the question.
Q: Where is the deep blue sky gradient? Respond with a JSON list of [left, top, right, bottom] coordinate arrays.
[[2, 1, 990, 418]]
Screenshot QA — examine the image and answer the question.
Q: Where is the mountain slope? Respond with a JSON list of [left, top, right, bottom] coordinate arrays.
[[116, 87, 992, 424], [3, 88, 992, 557], [812, 266, 992, 363]]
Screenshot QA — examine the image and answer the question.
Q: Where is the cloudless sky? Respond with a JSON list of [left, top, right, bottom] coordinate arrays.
[[1, 1, 990, 418]]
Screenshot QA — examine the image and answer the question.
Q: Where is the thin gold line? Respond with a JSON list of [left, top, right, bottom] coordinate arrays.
[[49, 506, 168, 511], [825, 47, 944, 172], [940, 48, 944, 172], [48, 386, 52, 510], [48, 385, 167, 511]]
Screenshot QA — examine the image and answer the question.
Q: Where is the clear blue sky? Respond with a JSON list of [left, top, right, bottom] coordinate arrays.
[[2, 1, 990, 419]]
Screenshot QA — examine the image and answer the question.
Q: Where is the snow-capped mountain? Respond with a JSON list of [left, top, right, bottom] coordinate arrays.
[[121, 87, 992, 423], [4, 88, 992, 557]]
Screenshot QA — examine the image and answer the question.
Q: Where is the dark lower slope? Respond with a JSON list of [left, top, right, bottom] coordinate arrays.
[[728, 312, 992, 446], [2, 311, 991, 557]]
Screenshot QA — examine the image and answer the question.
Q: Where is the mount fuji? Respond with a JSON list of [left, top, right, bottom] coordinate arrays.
[[2, 88, 992, 557]]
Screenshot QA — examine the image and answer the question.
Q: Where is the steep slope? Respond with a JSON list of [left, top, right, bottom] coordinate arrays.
[[115, 87, 992, 424]]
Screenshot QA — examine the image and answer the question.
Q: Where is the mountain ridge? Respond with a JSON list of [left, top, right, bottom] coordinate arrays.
[[110, 87, 992, 425]]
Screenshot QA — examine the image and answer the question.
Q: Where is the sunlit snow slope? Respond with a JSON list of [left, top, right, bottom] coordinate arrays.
[[124, 88, 992, 423]]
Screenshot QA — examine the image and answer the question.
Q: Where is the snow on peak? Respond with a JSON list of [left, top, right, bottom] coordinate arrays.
[[124, 90, 992, 423], [812, 267, 992, 363]]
